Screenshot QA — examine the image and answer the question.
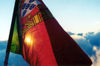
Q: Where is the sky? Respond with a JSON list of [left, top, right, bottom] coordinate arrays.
[[0, 0, 100, 40], [0, 0, 100, 66], [0, 0, 15, 41], [43, 0, 100, 33]]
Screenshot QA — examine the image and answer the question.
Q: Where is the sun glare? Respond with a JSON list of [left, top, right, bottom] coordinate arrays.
[[26, 37, 31, 43], [24, 34, 35, 46]]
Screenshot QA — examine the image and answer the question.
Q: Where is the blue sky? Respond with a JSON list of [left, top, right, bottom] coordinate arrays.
[[43, 0, 100, 33], [0, 0, 100, 40], [0, 0, 15, 41]]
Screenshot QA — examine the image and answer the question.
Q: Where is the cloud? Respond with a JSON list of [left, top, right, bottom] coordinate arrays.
[[77, 33, 83, 36], [0, 41, 7, 50], [8, 53, 29, 66], [71, 34, 95, 56], [67, 32, 75, 35], [67, 32, 84, 39], [91, 48, 100, 66], [0, 41, 29, 66], [96, 50, 100, 66], [70, 32, 100, 66], [71, 34, 84, 39], [85, 32, 100, 47], [0, 50, 6, 66]]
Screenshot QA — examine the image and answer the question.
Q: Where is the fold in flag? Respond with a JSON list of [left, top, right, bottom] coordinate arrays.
[[5, 0, 92, 66]]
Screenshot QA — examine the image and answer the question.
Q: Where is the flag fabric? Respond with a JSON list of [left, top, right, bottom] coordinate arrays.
[[10, 18, 21, 54], [5, 0, 92, 66]]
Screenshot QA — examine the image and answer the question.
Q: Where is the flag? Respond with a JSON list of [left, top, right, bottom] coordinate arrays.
[[10, 18, 20, 54], [5, 0, 92, 66], [4, 0, 21, 65]]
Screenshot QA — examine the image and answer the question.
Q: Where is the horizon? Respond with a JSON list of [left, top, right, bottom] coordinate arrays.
[[0, 31, 99, 41]]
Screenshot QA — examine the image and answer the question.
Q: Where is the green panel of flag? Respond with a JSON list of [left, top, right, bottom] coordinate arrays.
[[10, 18, 21, 54]]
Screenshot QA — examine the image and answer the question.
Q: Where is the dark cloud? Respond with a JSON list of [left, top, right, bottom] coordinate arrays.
[[85, 32, 100, 47], [73, 32, 100, 56], [0, 41, 29, 66], [0, 41, 7, 44], [74, 38, 96, 56], [77, 33, 83, 36], [8, 53, 29, 66], [0, 41, 7, 50], [67, 32, 75, 35], [71, 32, 100, 66]]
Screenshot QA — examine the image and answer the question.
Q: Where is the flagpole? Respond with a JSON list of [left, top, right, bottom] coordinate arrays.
[[4, 0, 20, 66]]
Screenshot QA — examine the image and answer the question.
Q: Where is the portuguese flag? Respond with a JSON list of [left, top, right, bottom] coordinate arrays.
[[5, 0, 92, 66], [10, 18, 20, 53]]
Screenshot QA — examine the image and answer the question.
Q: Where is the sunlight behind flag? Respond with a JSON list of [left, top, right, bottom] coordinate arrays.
[[24, 33, 35, 46], [26, 36, 31, 43]]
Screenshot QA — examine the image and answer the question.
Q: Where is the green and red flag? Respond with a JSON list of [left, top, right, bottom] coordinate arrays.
[[5, 0, 92, 66]]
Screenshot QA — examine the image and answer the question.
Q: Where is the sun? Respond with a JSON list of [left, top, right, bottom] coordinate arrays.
[[24, 34, 32, 45], [25, 35, 31, 44], [24, 33, 35, 46], [26, 37, 31, 43]]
